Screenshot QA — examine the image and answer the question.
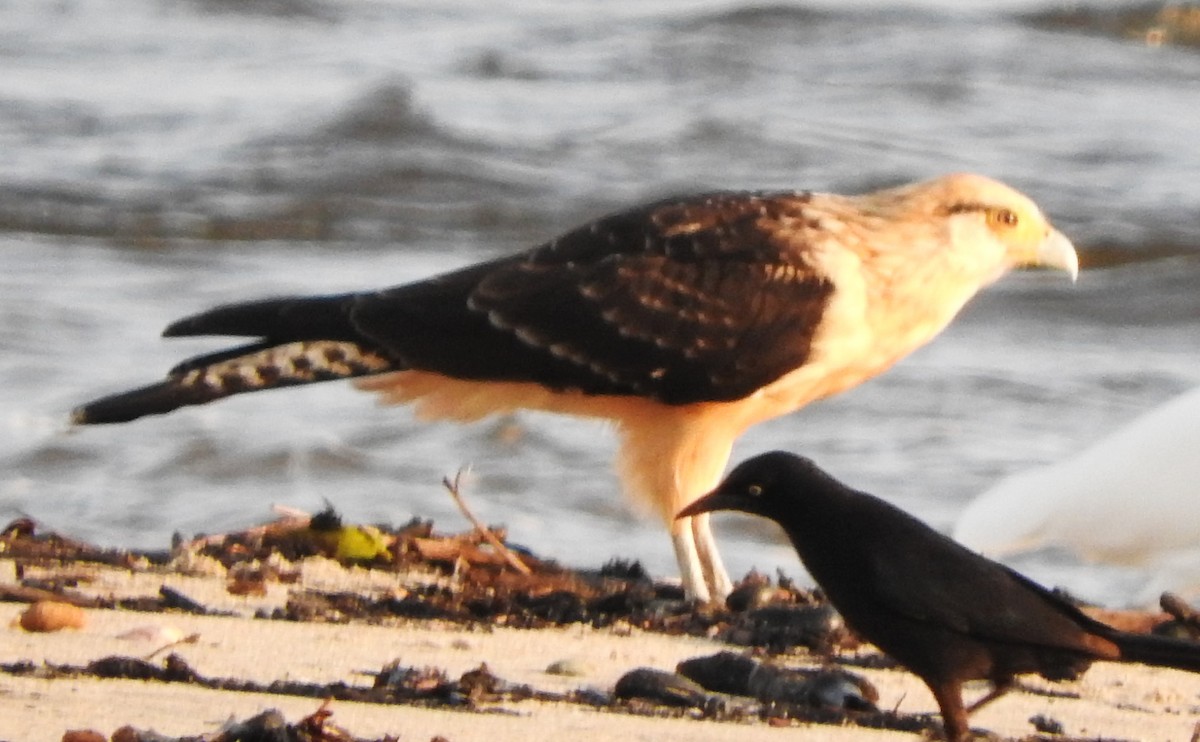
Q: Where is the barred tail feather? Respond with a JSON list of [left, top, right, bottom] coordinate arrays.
[[72, 340, 395, 425]]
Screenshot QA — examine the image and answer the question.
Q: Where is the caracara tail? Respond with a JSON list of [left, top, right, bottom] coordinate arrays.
[[162, 295, 362, 343], [73, 378, 226, 424], [72, 294, 398, 425], [1109, 629, 1200, 674], [72, 339, 396, 424]]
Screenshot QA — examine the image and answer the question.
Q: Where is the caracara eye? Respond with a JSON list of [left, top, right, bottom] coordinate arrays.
[[747, 484, 764, 497], [988, 208, 1019, 228]]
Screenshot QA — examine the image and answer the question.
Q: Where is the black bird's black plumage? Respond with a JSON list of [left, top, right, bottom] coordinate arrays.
[[679, 451, 1200, 741], [73, 190, 833, 424]]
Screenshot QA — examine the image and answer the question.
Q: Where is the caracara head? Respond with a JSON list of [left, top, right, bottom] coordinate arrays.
[[855, 173, 1079, 285], [943, 173, 1077, 280]]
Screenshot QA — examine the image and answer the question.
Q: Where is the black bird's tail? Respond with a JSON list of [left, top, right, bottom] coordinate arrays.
[[1111, 630, 1200, 674], [72, 295, 397, 425]]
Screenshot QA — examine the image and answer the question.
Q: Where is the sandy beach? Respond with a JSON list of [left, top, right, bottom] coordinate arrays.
[[3, 545, 1200, 742]]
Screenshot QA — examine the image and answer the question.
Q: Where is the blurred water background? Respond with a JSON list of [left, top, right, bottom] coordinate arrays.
[[2, 0, 1199, 607]]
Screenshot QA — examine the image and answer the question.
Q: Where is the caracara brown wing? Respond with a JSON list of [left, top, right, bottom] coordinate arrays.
[[350, 191, 836, 404]]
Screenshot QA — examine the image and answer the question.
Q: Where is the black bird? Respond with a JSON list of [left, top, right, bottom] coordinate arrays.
[[678, 451, 1200, 741]]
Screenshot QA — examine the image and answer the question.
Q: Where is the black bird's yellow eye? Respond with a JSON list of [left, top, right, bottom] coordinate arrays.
[[747, 484, 764, 497], [988, 208, 1019, 229]]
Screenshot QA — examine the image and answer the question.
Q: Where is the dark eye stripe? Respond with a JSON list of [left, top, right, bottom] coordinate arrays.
[[996, 208, 1018, 225], [945, 203, 1020, 227], [944, 202, 987, 216]]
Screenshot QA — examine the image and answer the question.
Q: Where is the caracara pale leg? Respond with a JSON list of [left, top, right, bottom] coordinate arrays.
[[691, 512, 734, 599], [615, 406, 741, 603], [670, 516, 713, 603]]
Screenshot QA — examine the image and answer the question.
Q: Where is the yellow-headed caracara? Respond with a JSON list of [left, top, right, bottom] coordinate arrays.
[[73, 173, 1078, 603]]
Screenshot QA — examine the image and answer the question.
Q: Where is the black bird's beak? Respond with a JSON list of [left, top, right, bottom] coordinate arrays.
[[676, 486, 740, 519]]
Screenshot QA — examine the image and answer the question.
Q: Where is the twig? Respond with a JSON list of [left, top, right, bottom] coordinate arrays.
[[143, 632, 201, 661], [177, 505, 312, 550], [441, 469, 531, 575]]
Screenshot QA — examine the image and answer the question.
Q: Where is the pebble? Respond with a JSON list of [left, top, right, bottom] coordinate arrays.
[[19, 600, 86, 632]]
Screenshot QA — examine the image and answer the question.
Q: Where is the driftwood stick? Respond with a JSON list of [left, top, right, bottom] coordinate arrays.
[[441, 470, 531, 575]]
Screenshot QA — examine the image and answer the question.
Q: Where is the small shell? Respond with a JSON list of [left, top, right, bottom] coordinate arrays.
[[18, 600, 86, 632], [545, 658, 590, 677], [1030, 714, 1065, 734]]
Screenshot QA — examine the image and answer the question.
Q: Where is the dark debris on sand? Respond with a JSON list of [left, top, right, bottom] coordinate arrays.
[[0, 512, 1174, 741], [63, 702, 427, 742], [1, 651, 567, 713], [0, 511, 848, 647]]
